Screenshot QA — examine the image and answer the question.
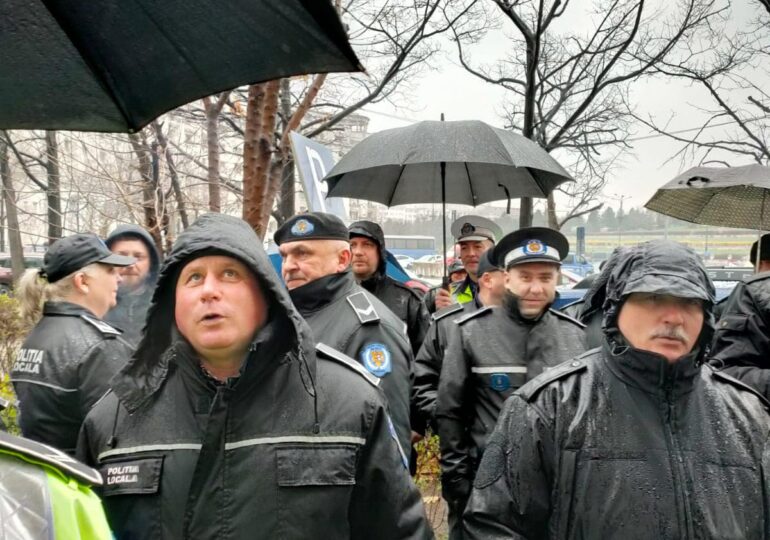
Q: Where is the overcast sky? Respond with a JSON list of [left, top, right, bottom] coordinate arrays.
[[355, 1, 768, 213]]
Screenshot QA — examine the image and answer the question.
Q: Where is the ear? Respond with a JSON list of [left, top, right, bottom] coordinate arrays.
[[338, 247, 352, 271], [72, 271, 89, 294]]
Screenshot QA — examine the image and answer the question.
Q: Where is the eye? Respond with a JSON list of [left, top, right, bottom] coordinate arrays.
[[223, 268, 239, 279], [185, 272, 203, 284]]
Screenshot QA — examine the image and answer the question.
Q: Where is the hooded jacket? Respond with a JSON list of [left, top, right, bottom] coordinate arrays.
[[436, 291, 586, 504], [77, 214, 432, 540], [710, 271, 770, 399], [11, 302, 132, 455], [289, 270, 414, 454], [350, 220, 430, 355], [464, 240, 770, 539], [103, 224, 162, 345]]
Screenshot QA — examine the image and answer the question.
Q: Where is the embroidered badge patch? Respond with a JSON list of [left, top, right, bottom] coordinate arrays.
[[360, 343, 392, 378], [291, 219, 314, 236], [490, 373, 511, 392], [523, 239, 545, 255], [461, 222, 475, 235]]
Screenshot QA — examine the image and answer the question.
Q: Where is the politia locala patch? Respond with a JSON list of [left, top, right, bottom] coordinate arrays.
[[360, 343, 392, 377]]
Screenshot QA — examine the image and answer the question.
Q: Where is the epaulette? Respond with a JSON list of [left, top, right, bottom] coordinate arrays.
[[432, 303, 464, 322], [315, 343, 380, 388], [456, 306, 493, 325], [346, 291, 380, 325], [518, 351, 593, 403], [548, 309, 586, 328], [710, 367, 770, 411], [559, 298, 584, 312], [81, 315, 121, 336], [745, 271, 770, 285], [0, 431, 102, 485]]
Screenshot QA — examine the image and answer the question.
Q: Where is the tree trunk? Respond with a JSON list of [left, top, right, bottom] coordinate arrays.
[[0, 140, 25, 280], [546, 193, 559, 229], [205, 104, 222, 212], [151, 121, 189, 230], [129, 133, 163, 253], [277, 78, 295, 224], [0, 193, 5, 253], [45, 131, 62, 243]]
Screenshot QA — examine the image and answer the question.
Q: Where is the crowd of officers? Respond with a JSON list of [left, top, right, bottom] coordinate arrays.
[[5, 210, 770, 538]]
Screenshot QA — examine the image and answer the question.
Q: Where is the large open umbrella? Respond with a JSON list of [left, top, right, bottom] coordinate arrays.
[[0, 0, 362, 132], [323, 119, 573, 277], [645, 163, 770, 267]]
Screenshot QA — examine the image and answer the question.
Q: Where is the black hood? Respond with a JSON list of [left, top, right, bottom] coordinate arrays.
[[105, 224, 162, 283], [602, 240, 716, 357], [349, 220, 387, 275], [113, 214, 315, 412], [580, 246, 629, 317]]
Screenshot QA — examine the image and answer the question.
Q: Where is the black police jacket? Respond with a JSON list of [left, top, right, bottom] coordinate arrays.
[[361, 272, 430, 356], [436, 293, 586, 503], [77, 214, 432, 540], [289, 271, 414, 454], [11, 302, 131, 455], [465, 344, 770, 539], [710, 272, 770, 399], [413, 299, 481, 430]]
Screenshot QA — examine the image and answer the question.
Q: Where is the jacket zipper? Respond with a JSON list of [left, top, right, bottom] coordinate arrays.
[[663, 381, 693, 539]]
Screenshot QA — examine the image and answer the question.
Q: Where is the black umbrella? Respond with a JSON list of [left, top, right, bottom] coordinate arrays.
[[0, 0, 362, 132], [324, 119, 573, 277], [645, 163, 770, 268]]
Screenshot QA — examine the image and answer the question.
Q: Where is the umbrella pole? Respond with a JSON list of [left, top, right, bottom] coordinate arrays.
[[758, 191, 766, 272], [441, 160, 448, 287]]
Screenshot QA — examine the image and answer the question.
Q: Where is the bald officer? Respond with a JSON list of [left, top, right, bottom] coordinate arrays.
[[435, 227, 587, 539]]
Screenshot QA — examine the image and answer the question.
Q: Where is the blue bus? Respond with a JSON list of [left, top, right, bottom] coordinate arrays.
[[384, 235, 436, 259]]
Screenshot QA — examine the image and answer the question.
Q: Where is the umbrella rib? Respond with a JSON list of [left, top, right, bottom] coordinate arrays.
[[465, 162, 476, 207], [387, 164, 406, 206]]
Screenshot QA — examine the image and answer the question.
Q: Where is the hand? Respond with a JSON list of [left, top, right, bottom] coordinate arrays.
[[435, 287, 453, 309], [411, 431, 424, 445]]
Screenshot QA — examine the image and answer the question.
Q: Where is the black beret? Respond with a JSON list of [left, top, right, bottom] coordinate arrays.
[[492, 227, 569, 269], [274, 212, 349, 245]]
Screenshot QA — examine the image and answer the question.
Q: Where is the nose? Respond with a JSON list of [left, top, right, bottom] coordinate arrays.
[[199, 274, 222, 300], [529, 281, 543, 295], [659, 302, 686, 326]]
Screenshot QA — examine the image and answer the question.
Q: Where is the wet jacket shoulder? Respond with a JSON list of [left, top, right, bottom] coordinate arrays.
[[710, 272, 770, 399], [464, 348, 770, 539], [413, 302, 473, 430], [11, 301, 131, 455], [362, 273, 430, 355], [78, 214, 431, 540], [290, 271, 414, 453]]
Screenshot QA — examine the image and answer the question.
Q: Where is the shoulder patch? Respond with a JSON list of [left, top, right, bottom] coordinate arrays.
[[710, 367, 770, 410], [346, 291, 380, 325], [518, 353, 591, 403], [315, 343, 380, 388], [456, 306, 493, 326], [0, 431, 102, 485], [81, 315, 121, 336], [432, 303, 464, 322], [548, 309, 586, 328]]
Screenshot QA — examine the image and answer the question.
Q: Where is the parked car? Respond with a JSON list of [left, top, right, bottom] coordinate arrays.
[[394, 254, 415, 269], [0, 253, 45, 295], [561, 253, 594, 277]]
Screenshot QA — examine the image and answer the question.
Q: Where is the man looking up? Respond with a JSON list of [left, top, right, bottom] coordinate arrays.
[[465, 239, 770, 539], [433, 216, 501, 311], [436, 228, 586, 539], [348, 220, 430, 355], [275, 212, 415, 455]]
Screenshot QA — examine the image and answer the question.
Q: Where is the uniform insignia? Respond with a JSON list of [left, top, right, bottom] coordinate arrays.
[[461, 223, 475, 235], [387, 415, 409, 469], [290, 219, 314, 236], [346, 291, 380, 324], [489, 373, 511, 392], [432, 303, 464, 322], [81, 315, 121, 335], [315, 343, 379, 387], [523, 239, 545, 255], [360, 343, 392, 377], [100, 456, 163, 496], [549, 309, 586, 328], [12, 348, 45, 375], [519, 352, 592, 402]]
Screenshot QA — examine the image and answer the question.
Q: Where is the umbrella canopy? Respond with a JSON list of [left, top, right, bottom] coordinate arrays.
[[645, 164, 770, 230], [0, 0, 362, 132], [324, 120, 573, 206]]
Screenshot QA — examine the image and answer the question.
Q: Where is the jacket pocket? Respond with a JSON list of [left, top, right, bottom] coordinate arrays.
[[99, 455, 163, 539], [718, 314, 748, 332], [275, 445, 358, 539]]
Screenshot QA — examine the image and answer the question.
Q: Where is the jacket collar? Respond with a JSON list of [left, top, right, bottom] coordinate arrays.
[[43, 301, 99, 319], [289, 271, 357, 315], [359, 270, 386, 295], [603, 334, 701, 398]]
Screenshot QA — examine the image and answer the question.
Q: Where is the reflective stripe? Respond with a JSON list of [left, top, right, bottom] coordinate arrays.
[[10, 379, 78, 392], [471, 366, 527, 374], [98, 443, 202, 461], [226, 435, 366, 451]]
